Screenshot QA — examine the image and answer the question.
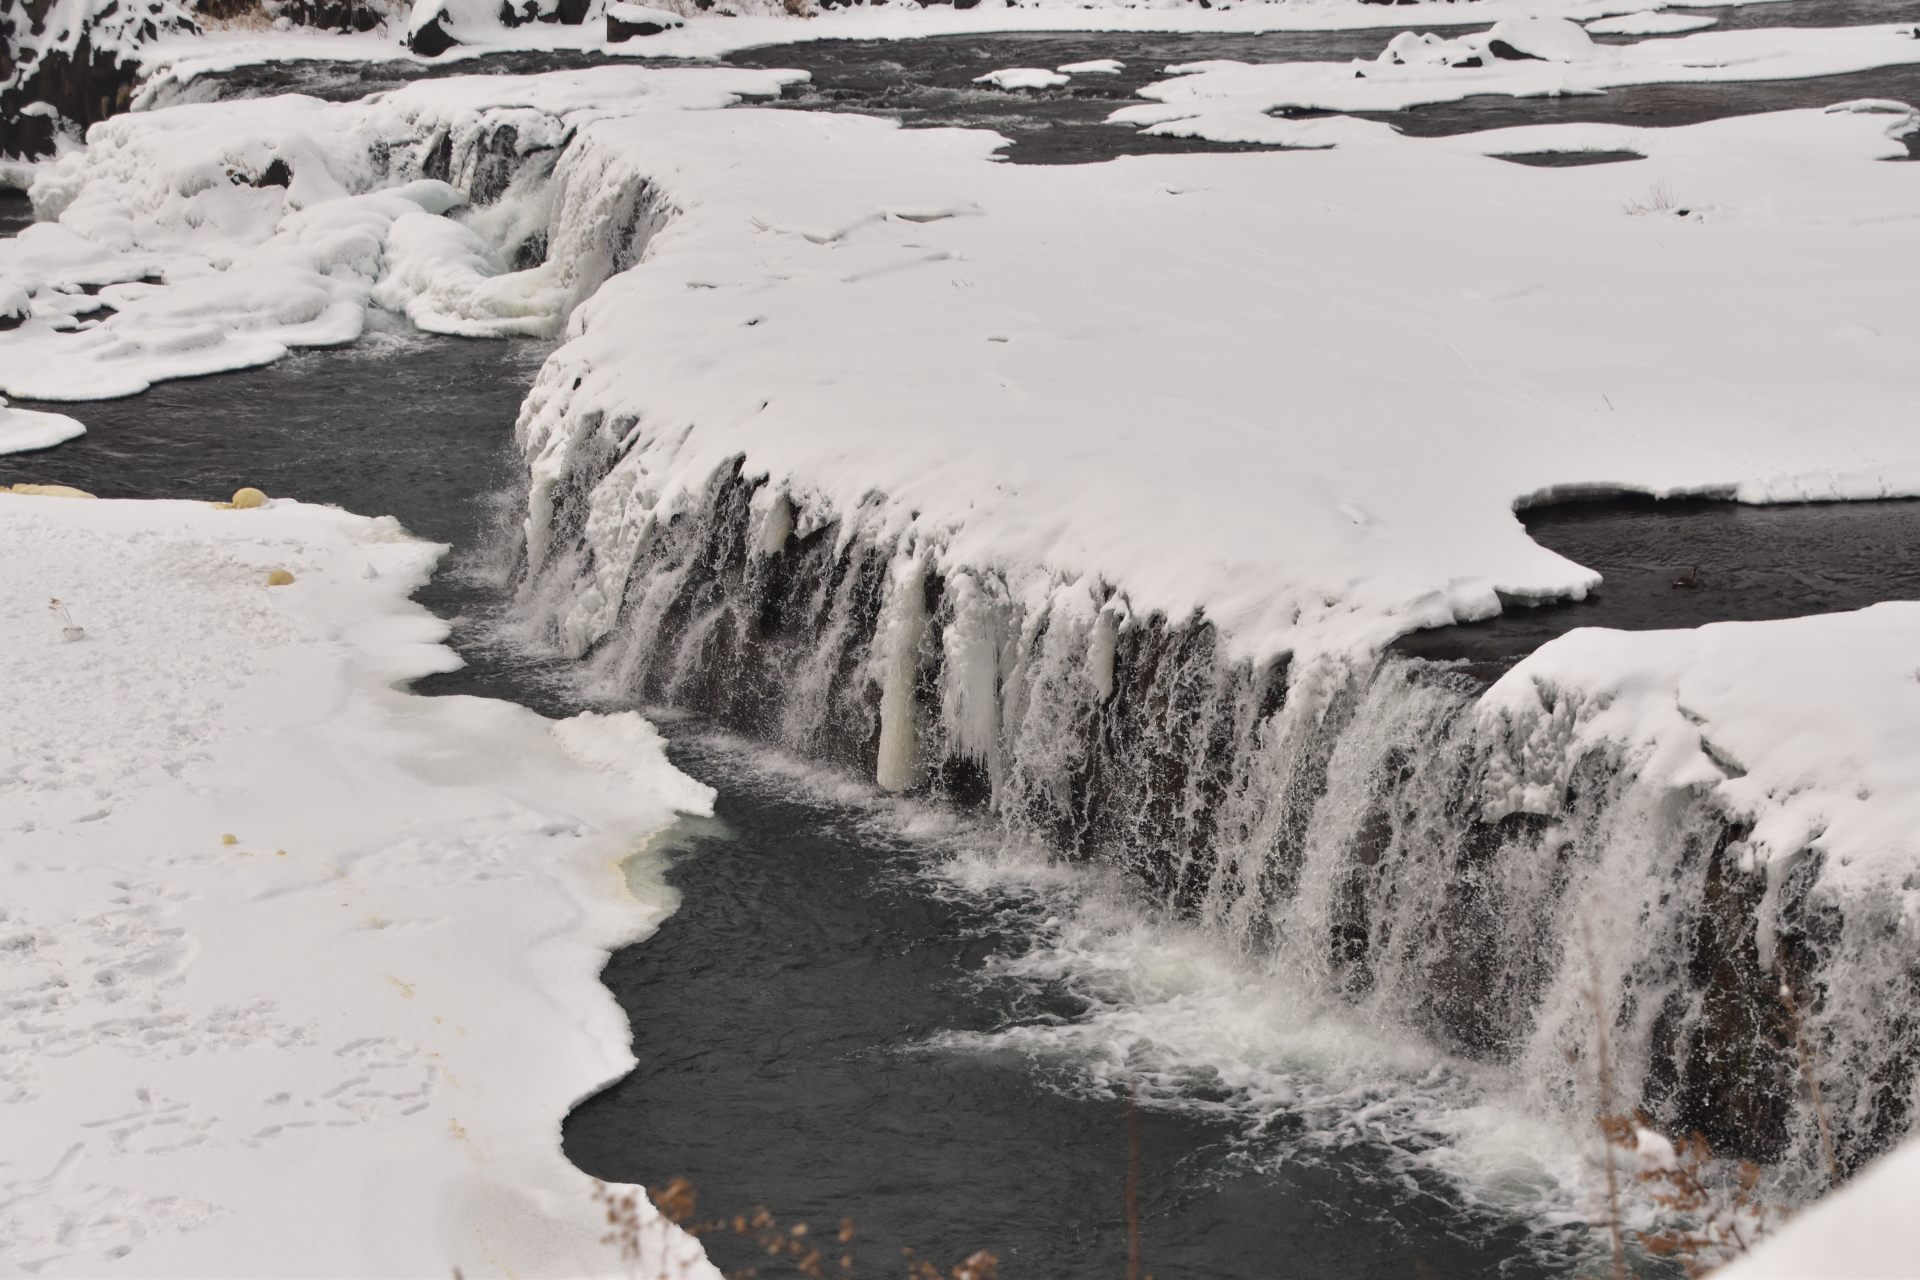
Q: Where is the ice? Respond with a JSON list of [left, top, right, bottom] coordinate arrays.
[[0, 490, 714, 1277]]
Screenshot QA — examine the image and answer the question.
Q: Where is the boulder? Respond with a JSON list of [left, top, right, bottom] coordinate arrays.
[[605, 3, 683, 41]]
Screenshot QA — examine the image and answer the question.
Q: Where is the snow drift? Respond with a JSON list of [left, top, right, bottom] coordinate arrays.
[[0, 489, 715, 1276]]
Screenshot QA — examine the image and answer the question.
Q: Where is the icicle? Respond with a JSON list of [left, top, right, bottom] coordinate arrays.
[[940, 571, 1005, 771], [758, 491, 794, 556], [1088, 604, 1119, 702], [874, 554, 929, 793]]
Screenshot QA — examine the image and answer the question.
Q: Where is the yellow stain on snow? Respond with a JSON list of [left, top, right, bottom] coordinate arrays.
[[386, 975, 416, 999], [4, 484, 97, 499]]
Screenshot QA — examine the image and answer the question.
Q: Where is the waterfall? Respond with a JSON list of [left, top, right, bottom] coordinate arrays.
[[310, 77, 1917, 1195], [506, 452, 1920, 1187]]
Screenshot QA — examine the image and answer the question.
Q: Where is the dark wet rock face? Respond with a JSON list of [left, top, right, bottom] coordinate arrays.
[[3, 35, 134, 158], [606, 5, 680, 40], [407, 7, 460, 57]]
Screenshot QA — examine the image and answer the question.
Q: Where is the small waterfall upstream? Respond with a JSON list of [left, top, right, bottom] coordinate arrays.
[[508, 458, 1920, 1192]]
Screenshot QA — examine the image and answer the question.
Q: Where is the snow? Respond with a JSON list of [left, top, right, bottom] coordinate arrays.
[[1115, 21, 1920, 141], [0, 398, 86, 455], [0, 68, 801, 399], [10, 58, 1920, 668], [1584, 9, 1718, 36], [505, 87, 1920, 666], [1058, 59, 1127, 75], [0, 490, 715, 1277], [973, 67, 1071, 91], [1485, 15, 1599, 62], [1480, 603, 1920, 900], [1720, 1136, 1920, 1279]]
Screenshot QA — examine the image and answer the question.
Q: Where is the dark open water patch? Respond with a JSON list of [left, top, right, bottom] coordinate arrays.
[[0, 324, 541, 546], [1493, 149, 1644, 166], [1687, 0, 1920, 33], [720, 27, 1466, 163], [1367, 65, 1920, 155], [0, 322, 552, 645], [1396, 494, 1920, 679], [0, 192, 32, 237]]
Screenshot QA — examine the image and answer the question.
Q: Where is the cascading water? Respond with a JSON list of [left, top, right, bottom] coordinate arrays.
[[507, 452, 1919, 1196]]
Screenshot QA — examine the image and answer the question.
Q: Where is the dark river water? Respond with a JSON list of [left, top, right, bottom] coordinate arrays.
[[9, 23, 1920, 1275]]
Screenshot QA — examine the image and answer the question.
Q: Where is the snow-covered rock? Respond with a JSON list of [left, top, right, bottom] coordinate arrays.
[[973, 66, 1071, 90], [0, 0, 198, 158], [1485, 15, 1597, 62], [0, 491, 716, 1277], [1058, 58, 1126, 74]]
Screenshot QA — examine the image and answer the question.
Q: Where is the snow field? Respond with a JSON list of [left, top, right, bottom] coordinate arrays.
[[0, 491, 714, 1277]]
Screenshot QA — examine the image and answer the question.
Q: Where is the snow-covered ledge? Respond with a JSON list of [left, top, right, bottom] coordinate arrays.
[[0, 490, 714, 1277]]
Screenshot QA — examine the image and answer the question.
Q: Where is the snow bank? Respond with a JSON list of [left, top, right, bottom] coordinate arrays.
[[0, 67, 800, 400], [0, 398, 85, 455], [0, 490, 714, 1276], [1719, 1136, 1920, 1279], [1059, 59, 1126, 75], [1481, 604, 1920, 900], [14, 59, 1920, 668], [512, 89, 1920, 666], [1117, 21, 1920, 141]]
